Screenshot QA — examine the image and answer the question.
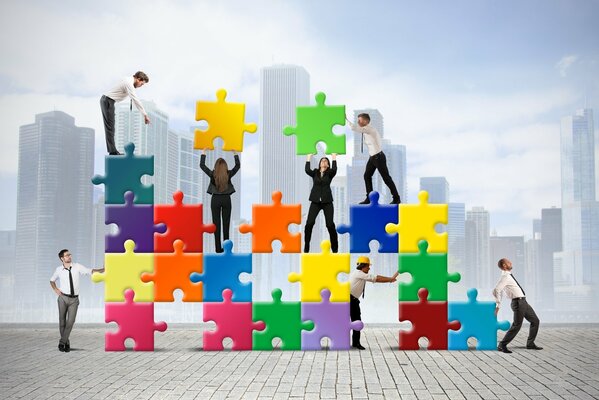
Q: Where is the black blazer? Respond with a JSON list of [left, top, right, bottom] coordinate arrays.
[[305, 160, 337, 203], [200, 154, 240, 195]]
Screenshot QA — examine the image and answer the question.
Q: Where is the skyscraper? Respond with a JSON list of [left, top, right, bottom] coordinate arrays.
[[420, 177, 449, 204], [177, 130, 203, 205], [15, 111, 94, 307], [466, 207, 491, 295], [382, 140, 407, 204], [559, 108, 599, 307], [115, 100, 175, 204], [258, 65, 310, 299], [540, 207, 562, 308], [448, 203, 466, 283], [259, 65, 310, 207], [348, 109, 384, 204], [0, 230, 16, 317]]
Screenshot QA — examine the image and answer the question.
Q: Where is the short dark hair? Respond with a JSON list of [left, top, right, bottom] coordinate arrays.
[[357, 263, 370, 270], [497, 258, 506, 269], [133, 71, 149, 83], [58, 249, 69, 260], [357, 113, 370, 122]]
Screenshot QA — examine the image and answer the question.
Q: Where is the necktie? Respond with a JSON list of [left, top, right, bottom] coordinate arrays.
[[362, 282, 365, 299], [361, 132, 364, 154], [511, 274, 525, 296], [68, 268, 75, 296]]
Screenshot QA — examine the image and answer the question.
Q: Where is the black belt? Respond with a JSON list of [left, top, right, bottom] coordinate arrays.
[[512, 297, 525, 301], [63, 293, 78, 298]]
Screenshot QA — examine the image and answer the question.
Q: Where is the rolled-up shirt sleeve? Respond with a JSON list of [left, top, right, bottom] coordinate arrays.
[[78, 264, 92, 276], [50, 268, 59, 282], [492, 276, 507, 308]]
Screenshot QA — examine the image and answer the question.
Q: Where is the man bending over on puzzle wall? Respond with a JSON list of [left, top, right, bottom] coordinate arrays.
[[349, 256, 398, 350]]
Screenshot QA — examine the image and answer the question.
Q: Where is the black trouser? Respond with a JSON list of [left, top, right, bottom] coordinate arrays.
[[500, 298, 540, 347], [304, 202, 338, 253], [364, 151, 400, 200], [211, 194, 232, 253], [100, 95, 117, 154], [350, 295, 362, 345]]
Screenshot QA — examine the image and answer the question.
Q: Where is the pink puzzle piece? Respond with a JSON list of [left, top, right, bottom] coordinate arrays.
[[203, 289, 265, 351], [105, 289, 167, 351]]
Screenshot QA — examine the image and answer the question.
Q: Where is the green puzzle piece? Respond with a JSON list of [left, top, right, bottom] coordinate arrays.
[[91, 142, 154, 204], [283, 92, 346, 155], [398, 240, 460, 301], [252, 288, 314, 350]]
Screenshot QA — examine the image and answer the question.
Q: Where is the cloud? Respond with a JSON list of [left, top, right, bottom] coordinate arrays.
[[0, 0, 590, 236], [555, 55, 579, 77]]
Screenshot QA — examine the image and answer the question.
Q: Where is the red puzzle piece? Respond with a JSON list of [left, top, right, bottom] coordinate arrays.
[[203, 289, 265, 350], [141, 240, 203, 302], [154, 191, 216, 252], [398, 288, 460, 350], [238, 191, 301, 253], [105, 289, 167, 351]]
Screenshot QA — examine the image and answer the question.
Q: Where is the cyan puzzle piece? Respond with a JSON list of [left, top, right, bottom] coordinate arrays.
[[448, 288, 511, 350], [398, 240, 460, 301], [386, 190, 448, 253], [194, 89, 257, 152], [190, 240, 251, 302], [337, 192, 398, 253], [283, 92, 346, 155], [92, 142, 154, 204]]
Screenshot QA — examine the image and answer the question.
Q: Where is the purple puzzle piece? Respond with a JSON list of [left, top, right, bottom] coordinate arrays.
[[105, 191, 166, 253], [301, 289, 364, 350]]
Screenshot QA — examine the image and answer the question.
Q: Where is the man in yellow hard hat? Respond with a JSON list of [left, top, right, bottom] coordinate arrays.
[[349, 256, 399, 350]]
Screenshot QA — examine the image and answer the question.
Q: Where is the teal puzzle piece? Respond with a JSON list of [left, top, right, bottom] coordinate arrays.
[[92, 142, 154, 204]]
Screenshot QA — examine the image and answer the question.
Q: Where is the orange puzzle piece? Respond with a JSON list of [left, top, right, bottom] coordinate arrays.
[[141, 240, 203, 302], [238, 191, 301, 253]]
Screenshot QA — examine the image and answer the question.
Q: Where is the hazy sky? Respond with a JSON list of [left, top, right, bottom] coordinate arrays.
[[1, 0, 598, 235]]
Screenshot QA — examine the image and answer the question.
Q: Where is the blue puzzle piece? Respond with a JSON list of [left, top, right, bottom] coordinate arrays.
[[189, 240, 251, 302], [337, 192, 398, 253], [105, 191, 166, 253], [92, 142, 154, 204], [448, 288, 511, 350]]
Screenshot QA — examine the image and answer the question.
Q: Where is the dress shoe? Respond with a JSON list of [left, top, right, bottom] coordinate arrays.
[[497, 344, 512, 353], [352, 344, 366, 350], [58, 344, 65, 352], [526, 344, 543, 350], [359, 198, 370, 205], [109, 151, 122, 156], [64, 344, 71, 353], [390, 197, 401, 204]]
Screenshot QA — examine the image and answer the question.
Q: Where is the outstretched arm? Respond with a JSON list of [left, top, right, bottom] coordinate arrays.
[[330, 158, 337, 179], [199, 154, 212, 177], [229, 153, 241, 178], [305, 155, 315, 177], [375, 272, 398, 283]]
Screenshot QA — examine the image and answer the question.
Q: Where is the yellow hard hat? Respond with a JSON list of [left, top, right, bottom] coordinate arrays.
[[356, 256, 371, 265]]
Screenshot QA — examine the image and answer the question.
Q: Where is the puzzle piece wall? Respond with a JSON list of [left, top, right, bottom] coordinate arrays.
[[92, 93, 507, 352]]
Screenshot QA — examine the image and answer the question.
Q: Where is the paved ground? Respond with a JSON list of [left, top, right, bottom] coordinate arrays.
[[1, 324, 598, 400]]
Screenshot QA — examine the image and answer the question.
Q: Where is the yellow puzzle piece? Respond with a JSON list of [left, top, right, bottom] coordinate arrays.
[[92, 239, 154, 302], [385, 190, 448, 253], [194, 89, 257, 152], [288, 240, 350, 302]]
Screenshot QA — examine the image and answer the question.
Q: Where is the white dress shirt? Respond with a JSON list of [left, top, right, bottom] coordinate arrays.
[[50, 263, 92, 296], [104, 77, 148, 116], [348, 122, 383, 156], [492, 270, 525, 308], [350, 269, 377, 298]]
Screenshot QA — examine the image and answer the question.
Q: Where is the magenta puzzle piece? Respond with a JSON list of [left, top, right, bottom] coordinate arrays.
[[202, 289, 265, 351], [105, 289, 167, 351], [301, 289, 364, 350]]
